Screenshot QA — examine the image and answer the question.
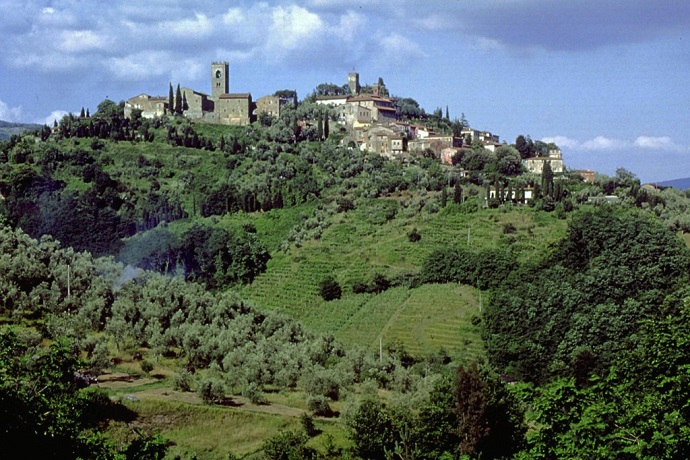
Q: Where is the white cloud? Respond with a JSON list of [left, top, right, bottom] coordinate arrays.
[[0, 100, 24, 122], [544, 134, 688, 153], [107, 51, 174, 81], [269, 5, 324, 51], [41, 110, 69, 126], [379, 33, 427, 61], [541, 136, 580, 149], [58, 30, 108, 53], [334, 10, 366, 42], [580, 136, 628, 151], [159, 12, 214, 38], [634, 136, 684, 151], [222, 8, 244, 26]]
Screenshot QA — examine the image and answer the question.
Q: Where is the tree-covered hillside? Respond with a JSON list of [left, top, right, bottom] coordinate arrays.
[[3, 100, 690, 458]]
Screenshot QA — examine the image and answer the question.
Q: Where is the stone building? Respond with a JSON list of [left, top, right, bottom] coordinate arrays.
[[124, 94, 168, 119], [124, 61, 254, 126], [409, 135, 462, 156], [523, 149, 565, 174], [255, 95, 289, 119]]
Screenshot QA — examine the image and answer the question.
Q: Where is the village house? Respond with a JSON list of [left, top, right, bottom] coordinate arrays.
[[124, 94, 168, 119], [461, 127, 500, 144], [523, 149, 565, 174], [346, 124, 407, 158], [255, 95, 289, 119], [409, 135, 463, 156]]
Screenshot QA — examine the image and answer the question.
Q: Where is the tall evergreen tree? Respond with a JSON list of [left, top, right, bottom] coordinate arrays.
[[445, 105, 450, 120], [175, 84, 182, 115], [454, 182, 463, 204], [80, 107, 85, 118], [541, 161, 554, 198], [168, 83, 174, 114], [323, 114, 329, 139]]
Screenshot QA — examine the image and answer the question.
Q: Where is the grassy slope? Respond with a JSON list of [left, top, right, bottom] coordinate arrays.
[[236, 202, 568, 359]]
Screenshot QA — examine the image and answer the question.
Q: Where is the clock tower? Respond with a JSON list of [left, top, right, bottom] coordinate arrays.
[[211, 62, 229, 99]]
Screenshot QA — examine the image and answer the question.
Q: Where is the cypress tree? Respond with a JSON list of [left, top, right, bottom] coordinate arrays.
[[168, 83, 174, 114], [80, 107, 85, 118], [541, 161, 554, 198], [317, 113, 323, 139], [175, 84, 182, 115], [441, 187, 448, 208], [323, 114, 329, 139], [454, 182, 463, 204], [445, 105, 450, 120], [182, 92, 188, 112]]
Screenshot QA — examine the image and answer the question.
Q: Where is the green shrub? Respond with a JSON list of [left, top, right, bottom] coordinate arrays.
[[197, 377, 226, 404], [300, 413, 319, 437], [172, 369, 193, 392], [319, 276, 342, 301], [306, 395, 332, 416], [242, 382, 266, 405], [407, 227, 422, 242], [263, 430, 315, 460], [140, 360, 154, 374]]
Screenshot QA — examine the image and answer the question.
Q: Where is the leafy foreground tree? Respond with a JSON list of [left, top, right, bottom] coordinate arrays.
[[520, 295, 690, 459], [0, 328, 168, 459], [346, 367, 525, 460]]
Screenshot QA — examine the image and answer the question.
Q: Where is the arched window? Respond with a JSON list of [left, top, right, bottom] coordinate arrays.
[[215, 70, 222, 78]]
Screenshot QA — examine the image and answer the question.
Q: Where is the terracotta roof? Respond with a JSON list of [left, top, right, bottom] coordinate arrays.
[[349, 94, 393, 103], [316, 95, 349, 100], [219, 93, 251, 99]]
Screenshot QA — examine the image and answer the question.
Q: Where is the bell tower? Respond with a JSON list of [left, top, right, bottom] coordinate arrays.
[[211, 62, 229, 99], [348, 72, 360, 96]]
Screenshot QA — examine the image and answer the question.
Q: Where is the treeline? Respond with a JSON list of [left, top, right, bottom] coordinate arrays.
[[417, 205, 690, 457], [118, 221, 270, 288]]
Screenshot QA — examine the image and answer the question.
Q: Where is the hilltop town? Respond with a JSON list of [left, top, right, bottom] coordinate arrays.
[[124, 61, 567, 178]]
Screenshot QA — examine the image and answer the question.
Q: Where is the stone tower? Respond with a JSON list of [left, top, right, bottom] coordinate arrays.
[[348, 72, 360, 96], [211, 62, 229, 99]]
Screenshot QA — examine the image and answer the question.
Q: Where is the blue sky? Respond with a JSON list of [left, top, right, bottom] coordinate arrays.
[[1, 0, 689, 183]]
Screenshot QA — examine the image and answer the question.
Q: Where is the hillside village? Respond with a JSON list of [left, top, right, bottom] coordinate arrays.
[[124, 61, 568, 178]]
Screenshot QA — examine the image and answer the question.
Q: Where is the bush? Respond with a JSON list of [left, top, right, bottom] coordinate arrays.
[[307, 395, 333, 416], [407, 227, 422, 242], [319, 276, 342, 301], [140, 360, 154, 374], [263, 430, 315, 460], [172, 369, 193, 392], [301, 413, 319, 437], [352, 281, 368, 294], [336, 197, 355, 213], [242, 382, 266, 405], [197, 377, 226, 404]]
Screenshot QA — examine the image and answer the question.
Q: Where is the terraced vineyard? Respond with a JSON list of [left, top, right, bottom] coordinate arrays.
[[236, 201, 568, 360]]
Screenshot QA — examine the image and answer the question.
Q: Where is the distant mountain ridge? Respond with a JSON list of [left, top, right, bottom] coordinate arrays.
[[653, 177, 690, 190], [0, 120, 43, 140]]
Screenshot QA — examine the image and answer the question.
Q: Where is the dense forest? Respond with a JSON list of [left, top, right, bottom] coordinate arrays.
[[2, 98, 690, 459]]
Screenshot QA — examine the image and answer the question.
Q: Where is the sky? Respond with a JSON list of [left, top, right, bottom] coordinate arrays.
[[1, 0, 689, 183]]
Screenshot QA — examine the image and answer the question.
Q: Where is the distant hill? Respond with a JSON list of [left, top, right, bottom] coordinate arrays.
[[0, 120, 43, 140], [653, 177, 690, 190]]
